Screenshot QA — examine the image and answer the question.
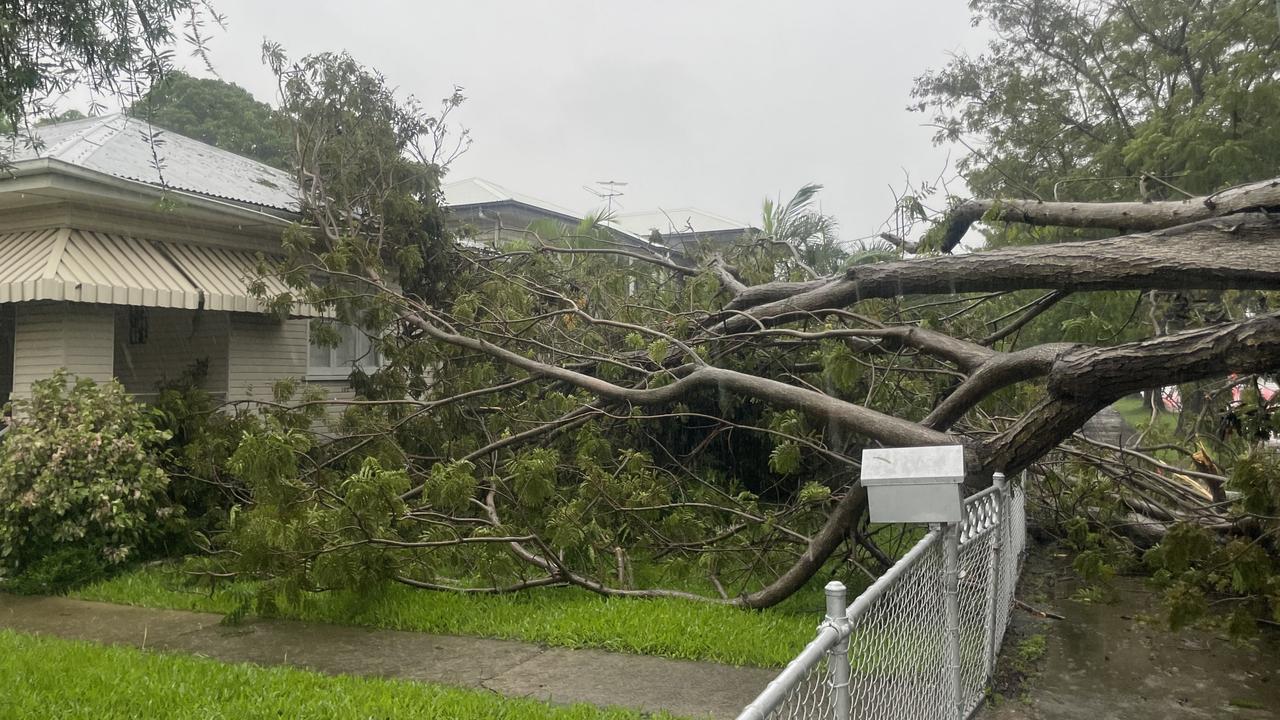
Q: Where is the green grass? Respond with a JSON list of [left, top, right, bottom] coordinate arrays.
[[1113, 395, 1178, 437], [0, 629, 672, 719], [73, 565, 832, 667]]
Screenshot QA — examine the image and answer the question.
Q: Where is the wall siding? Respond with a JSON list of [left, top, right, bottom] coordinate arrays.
[[113, 308, 230, 398], [12, 302, 114, 399], [226, 315, 309, 402]]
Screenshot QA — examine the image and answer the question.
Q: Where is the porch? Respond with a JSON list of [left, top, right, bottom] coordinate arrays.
[[0, 301, 310, 407], [0, 226, 320, 408]]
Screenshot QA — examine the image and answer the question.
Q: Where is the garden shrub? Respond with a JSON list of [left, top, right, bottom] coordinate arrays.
[[0, 372, 173, 583]]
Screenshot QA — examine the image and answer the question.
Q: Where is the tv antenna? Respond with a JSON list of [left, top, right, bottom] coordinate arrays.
[[584, 179, 627, 215]]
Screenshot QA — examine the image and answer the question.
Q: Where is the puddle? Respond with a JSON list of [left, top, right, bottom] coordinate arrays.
[[984, 551, 1280, 719]]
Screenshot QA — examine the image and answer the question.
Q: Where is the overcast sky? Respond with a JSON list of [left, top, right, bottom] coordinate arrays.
[[168, 1, 988, 241]]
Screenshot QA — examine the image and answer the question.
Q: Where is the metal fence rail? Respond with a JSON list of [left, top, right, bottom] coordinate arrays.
[[737, 473, 1027, 720]]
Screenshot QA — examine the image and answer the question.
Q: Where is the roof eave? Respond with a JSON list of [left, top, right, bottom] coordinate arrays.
[[0, 158, 298, 231]]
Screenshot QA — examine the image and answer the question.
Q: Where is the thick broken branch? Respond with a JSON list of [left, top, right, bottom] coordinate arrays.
[[986, 312, 1280, 473], [935, 176, 1280, 252], [717, 213, 1280, 334]]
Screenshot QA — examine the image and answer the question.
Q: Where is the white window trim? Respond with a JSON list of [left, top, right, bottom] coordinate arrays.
[[307, 321, 383, 381]]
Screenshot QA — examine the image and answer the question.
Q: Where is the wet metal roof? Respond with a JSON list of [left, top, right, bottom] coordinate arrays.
[[442, 177, 584, 220], [4, 114, 298, 211], [609, 207, 752, 237]]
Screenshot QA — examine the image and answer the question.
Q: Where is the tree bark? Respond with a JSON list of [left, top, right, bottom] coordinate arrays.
[[717, 213, 1280, 334], [936, 177, 1280, 252]]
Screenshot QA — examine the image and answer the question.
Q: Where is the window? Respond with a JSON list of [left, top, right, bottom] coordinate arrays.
[[308, 321, 381, 379]]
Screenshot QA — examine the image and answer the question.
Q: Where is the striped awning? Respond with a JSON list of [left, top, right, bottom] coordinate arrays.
[[0, 227, 322, 316]]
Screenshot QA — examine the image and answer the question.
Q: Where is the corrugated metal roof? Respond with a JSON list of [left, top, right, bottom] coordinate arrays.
[[5, 114, 298, 211], [0, 228, 321, 316], [610, 207, 752, 236], [442, 177, 583, 219]]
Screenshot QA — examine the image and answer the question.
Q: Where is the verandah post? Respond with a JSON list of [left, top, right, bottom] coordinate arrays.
[[824, 580, 852, 720]]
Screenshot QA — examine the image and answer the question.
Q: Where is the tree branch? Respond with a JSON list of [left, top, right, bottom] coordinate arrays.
[[935, 176, 1280, 252]]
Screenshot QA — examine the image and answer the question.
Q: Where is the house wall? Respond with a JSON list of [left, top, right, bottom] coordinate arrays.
[[112, 308, 230, 400], [226, 315, 309, 403], [450, 204, 566, 246], [11, 301, 114, 399]]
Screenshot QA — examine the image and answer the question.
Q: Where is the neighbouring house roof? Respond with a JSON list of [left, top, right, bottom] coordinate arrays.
[[3, 113, 298, 211], [0, 227, 319, 316], [442, 177, 587, 222], [609, 207, 753, 238], [442, 176, 678, 257]]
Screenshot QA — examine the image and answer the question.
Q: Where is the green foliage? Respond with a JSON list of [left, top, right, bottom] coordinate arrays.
[[914, 0, 1280, 201], [425, 459, 477, 512], [130, 71, 291, 168], [818, 339, 863, 395], [1, 547, 109, 596], [768, 443, 802, 475], [0, 372, 172, 576], [1072, 549, 1116, 589], [1164, 581, 1209, 631], [148, 360, 261, 541], [0, 629, 662, 719], [0, 1, 223, 131], [1144, 512, 1280, 634], [509, 449, 559, 506], [1229, 447, 1280, 517], [1145, 523, 1214, 574]]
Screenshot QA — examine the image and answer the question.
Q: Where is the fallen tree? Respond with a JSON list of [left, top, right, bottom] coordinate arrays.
[[197, 46, 1280, 620]]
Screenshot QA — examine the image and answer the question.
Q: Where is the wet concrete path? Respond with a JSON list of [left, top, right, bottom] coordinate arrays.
[[0, 594, 777, 719], [984, 553, 1280, 720]]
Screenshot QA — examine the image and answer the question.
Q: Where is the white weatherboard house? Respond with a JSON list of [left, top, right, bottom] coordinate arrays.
[[0, 114, 371, 407], [0, 116, 749, 409]]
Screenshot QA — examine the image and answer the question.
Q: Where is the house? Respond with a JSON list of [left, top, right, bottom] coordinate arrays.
[[0, 116, 743, 409], [0, 113, 366, 408], [607, 207, 755, 255], [443, 177, 654, 250], [443, 178, 712, 265]]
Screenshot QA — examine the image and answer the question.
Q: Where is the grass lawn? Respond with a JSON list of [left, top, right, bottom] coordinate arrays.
[[1113, 395, 1178, 437], [0, 629, 672, 719], [73, 565, 838, 667]]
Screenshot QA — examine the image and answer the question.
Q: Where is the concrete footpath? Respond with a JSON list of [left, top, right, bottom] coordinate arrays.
[[0, 594, 778, 719]]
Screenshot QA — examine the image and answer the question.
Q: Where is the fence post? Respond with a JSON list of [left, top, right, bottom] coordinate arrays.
[[940, 521, 963, 720], [824, 580, 852, 720], [984, 472, 1008, 679]]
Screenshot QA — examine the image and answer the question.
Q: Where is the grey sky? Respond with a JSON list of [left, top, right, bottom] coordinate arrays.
[[172, 0, 988, 240]]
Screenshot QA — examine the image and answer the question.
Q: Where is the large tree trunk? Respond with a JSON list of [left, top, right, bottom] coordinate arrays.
[[717, 214, 1280, 333]]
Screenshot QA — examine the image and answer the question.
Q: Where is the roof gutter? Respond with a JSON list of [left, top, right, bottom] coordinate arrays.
[[0, 158, 299, 231]]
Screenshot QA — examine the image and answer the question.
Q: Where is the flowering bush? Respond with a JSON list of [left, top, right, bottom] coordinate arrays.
[[0, 372, 173, 577]]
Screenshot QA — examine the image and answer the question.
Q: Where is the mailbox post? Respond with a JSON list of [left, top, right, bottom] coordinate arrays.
[[861, 445, 966, 720]]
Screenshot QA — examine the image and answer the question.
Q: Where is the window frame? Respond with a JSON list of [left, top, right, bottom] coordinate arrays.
[[307, 320, 383, 381]]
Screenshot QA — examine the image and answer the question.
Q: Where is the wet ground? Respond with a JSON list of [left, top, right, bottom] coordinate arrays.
[[0, 594, 776, 719], [984, 551, 1280, 719]]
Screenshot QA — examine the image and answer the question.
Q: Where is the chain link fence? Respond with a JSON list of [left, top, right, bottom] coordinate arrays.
[[737, 473, 1027, 720]]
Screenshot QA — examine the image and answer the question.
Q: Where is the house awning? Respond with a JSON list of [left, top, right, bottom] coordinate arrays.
[[0, 227, 323, 317]]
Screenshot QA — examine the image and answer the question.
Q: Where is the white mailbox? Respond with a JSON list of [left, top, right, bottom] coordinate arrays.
[[861, 445, 966, 524]]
